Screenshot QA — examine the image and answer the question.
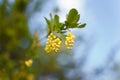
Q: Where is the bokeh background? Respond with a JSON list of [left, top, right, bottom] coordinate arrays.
[[0, 0, 120, 80]]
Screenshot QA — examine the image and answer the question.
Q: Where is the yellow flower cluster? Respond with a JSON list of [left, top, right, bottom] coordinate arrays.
[[65, 32, 75, 49], [25, 59, 33, 67], [45, 33, 62, 53]]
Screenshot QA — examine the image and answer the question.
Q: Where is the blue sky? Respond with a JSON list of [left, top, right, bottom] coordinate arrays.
[[82, 0, 120, 71]]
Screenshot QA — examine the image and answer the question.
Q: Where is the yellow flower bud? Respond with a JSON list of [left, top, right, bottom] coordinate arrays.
[[45, 33, 62, 53], [65, 32, 75, 49], [25, 59, 33, 67]]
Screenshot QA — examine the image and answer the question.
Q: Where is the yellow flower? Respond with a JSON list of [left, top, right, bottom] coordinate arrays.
[[65, 32, 75, 49], [25, 59, 33, 67], [45, 33, 62, 53]]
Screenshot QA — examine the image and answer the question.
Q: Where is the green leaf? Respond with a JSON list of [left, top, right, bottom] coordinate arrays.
[[44, 17, 52, 33], [44, 17, 50, 26], [59, 23, 65, 30], [66, 8, 79, 23], [53, 15, 60, 32], [76, 14, 80, 22], [65, 8, 81, 29], [77, 23, 86, 28], [50, 13, 53, 20], [70, 22, 78, 28], [54, 15, 59, 27]]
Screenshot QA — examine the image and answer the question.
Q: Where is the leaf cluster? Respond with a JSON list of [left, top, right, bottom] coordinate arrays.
[[45, 8, 86, 34]]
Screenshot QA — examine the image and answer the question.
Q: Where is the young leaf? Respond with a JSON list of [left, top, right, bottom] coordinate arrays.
[[65, 8, 81, 29], [44, 17, 52, 33], [53, 15, 61, 32], [66, 8, 79, 23], [44, 17, 50, 26], [77, 23, 86, 28], [59, 23, 65, 30], [50, 13, 53, 20], [54, 15, 59, 27], [76, 14, 80, 22], [70, 22, 78, 28]]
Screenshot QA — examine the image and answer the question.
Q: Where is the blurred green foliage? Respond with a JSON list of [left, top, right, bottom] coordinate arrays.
[[0, 0, 83, 80]]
